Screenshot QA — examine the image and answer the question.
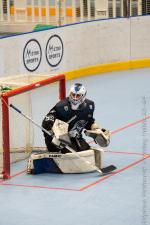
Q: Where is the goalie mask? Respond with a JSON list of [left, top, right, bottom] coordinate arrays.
[[69, 83, 87, 110]]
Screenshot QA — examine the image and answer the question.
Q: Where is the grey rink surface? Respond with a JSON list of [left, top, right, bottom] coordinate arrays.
[[0, 68, 150, 225]]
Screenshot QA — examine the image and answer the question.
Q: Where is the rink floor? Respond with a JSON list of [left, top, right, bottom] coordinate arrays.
[[0, 68, 150, 225]]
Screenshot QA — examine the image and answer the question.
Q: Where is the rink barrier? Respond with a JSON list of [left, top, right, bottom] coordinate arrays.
[[65, 58, 150, 80]]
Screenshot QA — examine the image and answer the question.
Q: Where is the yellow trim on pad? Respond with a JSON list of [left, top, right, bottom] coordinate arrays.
[[65, 59, 150, 80]]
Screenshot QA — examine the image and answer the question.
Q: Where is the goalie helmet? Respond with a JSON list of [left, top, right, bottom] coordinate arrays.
[[69, 83, 87, 110]]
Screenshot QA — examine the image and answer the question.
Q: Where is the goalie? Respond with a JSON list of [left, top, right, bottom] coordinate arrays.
[[42, 83, 111, 153], [8, 83, 116, 174]]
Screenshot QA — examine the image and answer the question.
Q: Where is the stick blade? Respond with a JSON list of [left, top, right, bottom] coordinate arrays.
[[101, 165, 117, 174]]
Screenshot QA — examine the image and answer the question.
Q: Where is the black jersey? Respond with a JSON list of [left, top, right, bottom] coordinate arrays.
[[42, 97, 95, 136]]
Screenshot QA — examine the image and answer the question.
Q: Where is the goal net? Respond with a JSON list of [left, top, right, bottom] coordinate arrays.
[[0, 74, 66, 179]]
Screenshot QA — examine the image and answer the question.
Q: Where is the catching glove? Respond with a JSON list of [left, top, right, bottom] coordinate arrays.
[[85, 122, 111, 147]]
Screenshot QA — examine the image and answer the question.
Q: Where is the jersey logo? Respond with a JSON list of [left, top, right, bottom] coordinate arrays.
[[70, 120, 87, 134], [45, 115, 54, 122], [64, 106, 68, 111], [89, 104, 93, 109]]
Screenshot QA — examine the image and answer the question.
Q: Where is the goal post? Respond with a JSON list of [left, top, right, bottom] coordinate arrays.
[[0, 74, 66, 179]]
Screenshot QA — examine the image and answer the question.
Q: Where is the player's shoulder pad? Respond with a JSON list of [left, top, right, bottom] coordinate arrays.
[[85, 99, 95, 111], [55, 98, 70, 111]]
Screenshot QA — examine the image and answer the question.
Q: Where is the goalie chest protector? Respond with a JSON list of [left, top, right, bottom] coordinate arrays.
[[54, 98, 95, 130]]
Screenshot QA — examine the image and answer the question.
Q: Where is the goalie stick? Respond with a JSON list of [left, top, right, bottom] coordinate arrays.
[[9, 104, 117, 175]]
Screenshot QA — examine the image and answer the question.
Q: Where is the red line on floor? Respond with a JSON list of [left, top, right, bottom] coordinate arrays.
[[10, 169, 26, 179], [1, 155, 150, 192], [105, 150, 148, 156], [0, 183, 80, 192], [0, 170, 26, 184], [1, 149, 143, 185], [111, 115, 150, 135], [80, 154, 150, 191], [1, 116, 150, 190], [89, 115, 150, 147], [7, 150, 148, 181]]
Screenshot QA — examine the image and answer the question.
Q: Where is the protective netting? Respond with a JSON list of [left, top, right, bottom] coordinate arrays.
[[0, 74, 64, 178]]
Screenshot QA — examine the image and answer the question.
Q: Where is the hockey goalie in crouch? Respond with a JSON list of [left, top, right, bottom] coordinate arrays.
[[27, 83, 114, 175]]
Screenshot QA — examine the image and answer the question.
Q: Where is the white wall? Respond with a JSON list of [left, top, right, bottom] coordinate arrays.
[[131, 16, 150, 59], [0, 16, 150, 77]]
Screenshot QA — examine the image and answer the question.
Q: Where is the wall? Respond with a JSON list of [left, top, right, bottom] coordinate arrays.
[[131, 16, 150, 59], [0, 16, 150, 78]]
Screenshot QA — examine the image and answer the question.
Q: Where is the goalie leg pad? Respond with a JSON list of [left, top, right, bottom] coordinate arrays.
[[27, 150, 99, 174]]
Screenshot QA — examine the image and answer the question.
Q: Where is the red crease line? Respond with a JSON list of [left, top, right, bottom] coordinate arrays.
[[105, 150, 148, 156], [111, 115, 150, 135], [1, 115, 150, 191], [80, 154, 150, 191], [0, 183, 80, 192]]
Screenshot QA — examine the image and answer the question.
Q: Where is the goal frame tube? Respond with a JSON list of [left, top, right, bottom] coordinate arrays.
[[1, 74, 66, 179]]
